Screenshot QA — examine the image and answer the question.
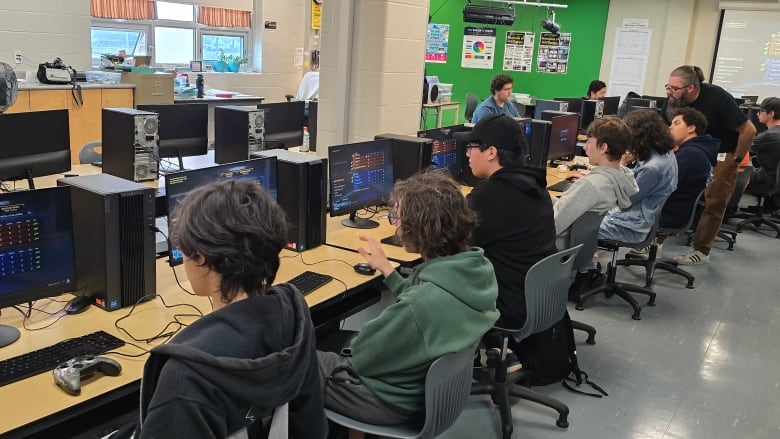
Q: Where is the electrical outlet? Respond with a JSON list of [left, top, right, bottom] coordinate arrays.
[[14, 50, 22, 64]]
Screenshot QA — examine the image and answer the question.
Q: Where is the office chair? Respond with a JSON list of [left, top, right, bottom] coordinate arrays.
[[464, 93, 478, 122], [471, 245, 583, 439], [78, 141, 102, 164], [564, 211, 609, 345], [325, 347, 475, 439], [574, 200, 669, 320], [625, 190, 705, 289], [735, 166, 780, 238]]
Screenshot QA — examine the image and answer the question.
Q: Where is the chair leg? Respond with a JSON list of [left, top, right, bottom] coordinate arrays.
[[616, 258, 654, 288], [508, 384, 569, 428], [609, 283, 646, 320], [571, 320, 596, 345], [654, 261, 695, 289]]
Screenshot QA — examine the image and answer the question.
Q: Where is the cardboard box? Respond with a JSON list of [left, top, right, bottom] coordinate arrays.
[[121, 72, 174, 105]]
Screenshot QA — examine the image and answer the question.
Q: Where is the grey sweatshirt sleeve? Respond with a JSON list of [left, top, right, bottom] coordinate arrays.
[[553, 179, 601, 236]]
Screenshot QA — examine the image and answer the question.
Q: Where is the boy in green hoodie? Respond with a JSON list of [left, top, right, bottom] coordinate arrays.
[[318, 172, 499, 431]]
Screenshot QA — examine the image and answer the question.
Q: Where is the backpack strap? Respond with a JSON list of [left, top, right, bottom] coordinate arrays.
[[561, 311, 608, 398]]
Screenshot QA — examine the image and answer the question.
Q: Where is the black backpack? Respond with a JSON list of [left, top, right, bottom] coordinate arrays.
[[515, 311, 608, 397]]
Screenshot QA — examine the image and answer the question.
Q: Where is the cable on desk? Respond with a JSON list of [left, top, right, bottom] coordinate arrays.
[[114, 293, 204, 345], [152, 225, 195, 296]]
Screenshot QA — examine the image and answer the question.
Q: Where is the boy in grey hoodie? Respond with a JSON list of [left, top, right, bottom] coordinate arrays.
[[553, 117, 640, 238]]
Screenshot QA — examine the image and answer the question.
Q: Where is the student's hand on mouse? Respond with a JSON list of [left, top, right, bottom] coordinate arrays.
[[357, 236, 394, 277]]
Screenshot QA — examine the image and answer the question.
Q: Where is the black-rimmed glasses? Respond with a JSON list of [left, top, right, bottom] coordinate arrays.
[[664, 84, 689, 92]]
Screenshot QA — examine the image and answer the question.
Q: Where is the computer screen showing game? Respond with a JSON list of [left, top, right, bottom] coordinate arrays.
[[416, 125, 464, 177], [548, 113, 580, 162], [164, 157, 278, 265], [0, 110, 70, 189], [0, 187, 76, 346], [329, 139, 394, 229], [600, 96, 621, 116], [137, 104, 208, 167]]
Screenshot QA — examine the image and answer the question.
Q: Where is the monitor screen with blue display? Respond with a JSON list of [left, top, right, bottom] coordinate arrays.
[[164, 157, 278, 266], [329, 139, 394, 229], [417, 125, 466, 177], [0, 186, 76, 348]]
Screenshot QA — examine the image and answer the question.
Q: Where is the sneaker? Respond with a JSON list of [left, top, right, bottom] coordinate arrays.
[[674, 249, 709, 265], [628, 243, 663, 259], [505, 352, 523, 375], [475, 348, 501, 369]]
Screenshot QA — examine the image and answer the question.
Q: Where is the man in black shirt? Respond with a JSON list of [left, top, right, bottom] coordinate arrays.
[[458, 114, 557, 328], [660, 65, 756, 265]]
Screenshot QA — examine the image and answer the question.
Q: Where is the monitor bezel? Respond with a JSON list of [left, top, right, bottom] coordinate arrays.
[[137, 103, 209, 159], [0, 110, 71, 185]]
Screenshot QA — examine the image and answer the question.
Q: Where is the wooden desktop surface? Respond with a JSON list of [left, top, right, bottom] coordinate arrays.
[[325, 211, 422, 264]]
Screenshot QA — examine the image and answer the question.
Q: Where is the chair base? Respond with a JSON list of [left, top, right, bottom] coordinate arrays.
[[571, 320, 596, 345], [736, 216, 780, 238], [471, 370, 569, 439], [575, 281, 656, 320], [622, 254, 695, 289]]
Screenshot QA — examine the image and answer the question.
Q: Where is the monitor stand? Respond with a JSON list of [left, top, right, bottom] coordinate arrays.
[[341, 211, 379, 229], [0, 325, 21, 348], [380, 234, 402, 247]]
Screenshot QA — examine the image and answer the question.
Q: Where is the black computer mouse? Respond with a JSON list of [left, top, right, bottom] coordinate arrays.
[[353, 263, 377, 276], [64, 295, 93, 315]]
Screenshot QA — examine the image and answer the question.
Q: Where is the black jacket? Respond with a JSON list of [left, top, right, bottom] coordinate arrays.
[[135, 284, 326, 439], [662, 135, 719, 228], [468, 167, 557, 329]]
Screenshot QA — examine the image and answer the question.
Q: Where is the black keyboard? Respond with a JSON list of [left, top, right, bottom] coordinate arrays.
[[547, 179, 574, 193], [287, 271, 333, 295], [0, 330, 125, 387]]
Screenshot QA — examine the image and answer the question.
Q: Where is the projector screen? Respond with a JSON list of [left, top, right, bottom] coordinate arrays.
[[711, 9, 780, 101]]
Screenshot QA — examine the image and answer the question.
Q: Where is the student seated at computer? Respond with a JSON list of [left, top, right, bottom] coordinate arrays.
[[656, 107, 719, 236], [598, 110, 678, 243], [317, 172, 499, 434], [471, 74, 520, 123], [458, 114, 557, 330], [552, 117, 639, 291], [745, 97, 780, 203], [586, 79, 607, 100], [110, 180, 326, 439]]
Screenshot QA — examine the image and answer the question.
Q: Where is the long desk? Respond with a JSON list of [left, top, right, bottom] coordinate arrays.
[[325, 211, 422, 266]]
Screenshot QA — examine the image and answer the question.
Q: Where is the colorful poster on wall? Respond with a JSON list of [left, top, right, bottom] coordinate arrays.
[[425, 24, 450, 63], [536, 32, 571, 74], [503, 31, 535, 72], [462, 27, 496, 69]]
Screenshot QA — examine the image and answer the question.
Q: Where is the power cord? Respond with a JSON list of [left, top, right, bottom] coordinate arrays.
[[113, 293, 204, 345]]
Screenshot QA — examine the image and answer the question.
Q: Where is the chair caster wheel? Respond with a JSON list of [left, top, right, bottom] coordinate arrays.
[[556, 419, 569, 428], [632, 314, 642, 320], [575, 305, 584, 311]]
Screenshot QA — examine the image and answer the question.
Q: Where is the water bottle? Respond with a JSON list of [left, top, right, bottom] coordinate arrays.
[[301, 126, 310, 152], [196, 74, 204, 98]]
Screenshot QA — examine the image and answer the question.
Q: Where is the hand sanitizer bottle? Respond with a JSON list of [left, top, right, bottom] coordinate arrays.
[[301, 126, 310, 152]]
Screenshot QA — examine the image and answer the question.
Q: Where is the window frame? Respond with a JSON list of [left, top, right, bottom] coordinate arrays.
[[91, 10, 252, 70]]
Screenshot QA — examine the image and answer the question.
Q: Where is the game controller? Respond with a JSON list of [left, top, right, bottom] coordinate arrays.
[[53, 355, 122, 395]]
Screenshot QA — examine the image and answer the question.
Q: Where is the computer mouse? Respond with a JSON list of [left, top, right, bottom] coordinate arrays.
[[64, 295, 93, 315], [353, 263, 377, 276]]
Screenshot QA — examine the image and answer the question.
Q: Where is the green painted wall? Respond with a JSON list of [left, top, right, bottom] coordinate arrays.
[[426, 0, 610, 124]]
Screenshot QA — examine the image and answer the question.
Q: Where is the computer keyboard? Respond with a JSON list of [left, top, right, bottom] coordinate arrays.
[[547, 179, 575, 193], [287, 271, 333, 295], [0, 330, 125, 387]]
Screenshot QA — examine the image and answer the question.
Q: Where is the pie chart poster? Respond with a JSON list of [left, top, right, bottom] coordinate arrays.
[[462, 27, 496, 69]]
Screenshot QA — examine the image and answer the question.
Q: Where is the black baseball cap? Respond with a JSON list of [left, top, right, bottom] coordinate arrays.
[[453, 113, 524, 152]]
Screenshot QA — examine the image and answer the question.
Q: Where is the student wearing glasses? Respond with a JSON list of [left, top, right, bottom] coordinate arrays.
[[746, 97, 780, 200], [660, 65, 756, 265], [471, 74, 521, 123], [317, 172, 499, 436]]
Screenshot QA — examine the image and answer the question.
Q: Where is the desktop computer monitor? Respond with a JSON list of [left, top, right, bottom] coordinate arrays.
[[579, 100, 604, 132], [0, 110, 71, 189], [641, 95, 667, 109], [137, 103, 208, 168], [257, 101, 306, 149], [329, 139, 394, 229], [527, 119, 552, 168], [548, 113, 579, 162], [374, 133, 434, 182], [625, 97, 656, 109], [534, 99, 568, 120], [600, 96, 620, 116], [416, 125, 465, 177], [0, 186, 76, 347], [553, 97, 583, 114], [164, 157, 278, 266], [741, 95, 759, 105]]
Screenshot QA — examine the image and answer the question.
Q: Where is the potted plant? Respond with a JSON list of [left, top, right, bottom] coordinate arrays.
[[228, 56, 248, 73], [213, 49, 229, 72]]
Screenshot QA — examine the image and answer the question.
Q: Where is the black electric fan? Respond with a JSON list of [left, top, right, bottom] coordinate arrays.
[[0, 62, 19, 113]]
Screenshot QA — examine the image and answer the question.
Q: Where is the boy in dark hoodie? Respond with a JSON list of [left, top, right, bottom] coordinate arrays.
[[459, 113, 557, 329], [112, 180, 326, 439]]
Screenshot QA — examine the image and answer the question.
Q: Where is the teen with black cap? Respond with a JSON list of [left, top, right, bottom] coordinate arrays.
[[456, 113, 557, 329], [747, 97, 780, 197]]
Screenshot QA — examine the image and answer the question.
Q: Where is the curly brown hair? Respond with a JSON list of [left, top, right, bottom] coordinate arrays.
[[390, 172, 475, 260], [622, 110, 675, 161]]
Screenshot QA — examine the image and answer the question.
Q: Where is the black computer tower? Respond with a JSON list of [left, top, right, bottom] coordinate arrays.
[[308, 101, 319, 152], [57, 174, 156, 311], [580, 100, 605, 131], [529, 119, 553, 167], [374, 133, 434, 181], [251, 149, 326, 252], [102, 108, 159, 182], [214, 105, 265, 164]]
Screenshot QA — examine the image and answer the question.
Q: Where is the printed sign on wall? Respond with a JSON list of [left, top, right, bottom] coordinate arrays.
[[503, 31, 535, 72], [537, 32, 571, 74], [462, 27, 496, 69], [426, 24, 450, 63]]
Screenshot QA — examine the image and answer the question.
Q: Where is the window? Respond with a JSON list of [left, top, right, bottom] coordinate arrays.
[[90, 3, 251, 69]]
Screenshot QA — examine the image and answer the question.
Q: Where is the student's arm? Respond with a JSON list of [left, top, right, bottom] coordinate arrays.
[[629, 163, 662, 205]]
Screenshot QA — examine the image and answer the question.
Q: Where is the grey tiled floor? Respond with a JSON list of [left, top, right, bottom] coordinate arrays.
[[345, 197, 780, 439]]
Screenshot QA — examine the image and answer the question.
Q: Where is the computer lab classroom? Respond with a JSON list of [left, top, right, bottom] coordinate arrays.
[[1, 0, 779, 438]]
